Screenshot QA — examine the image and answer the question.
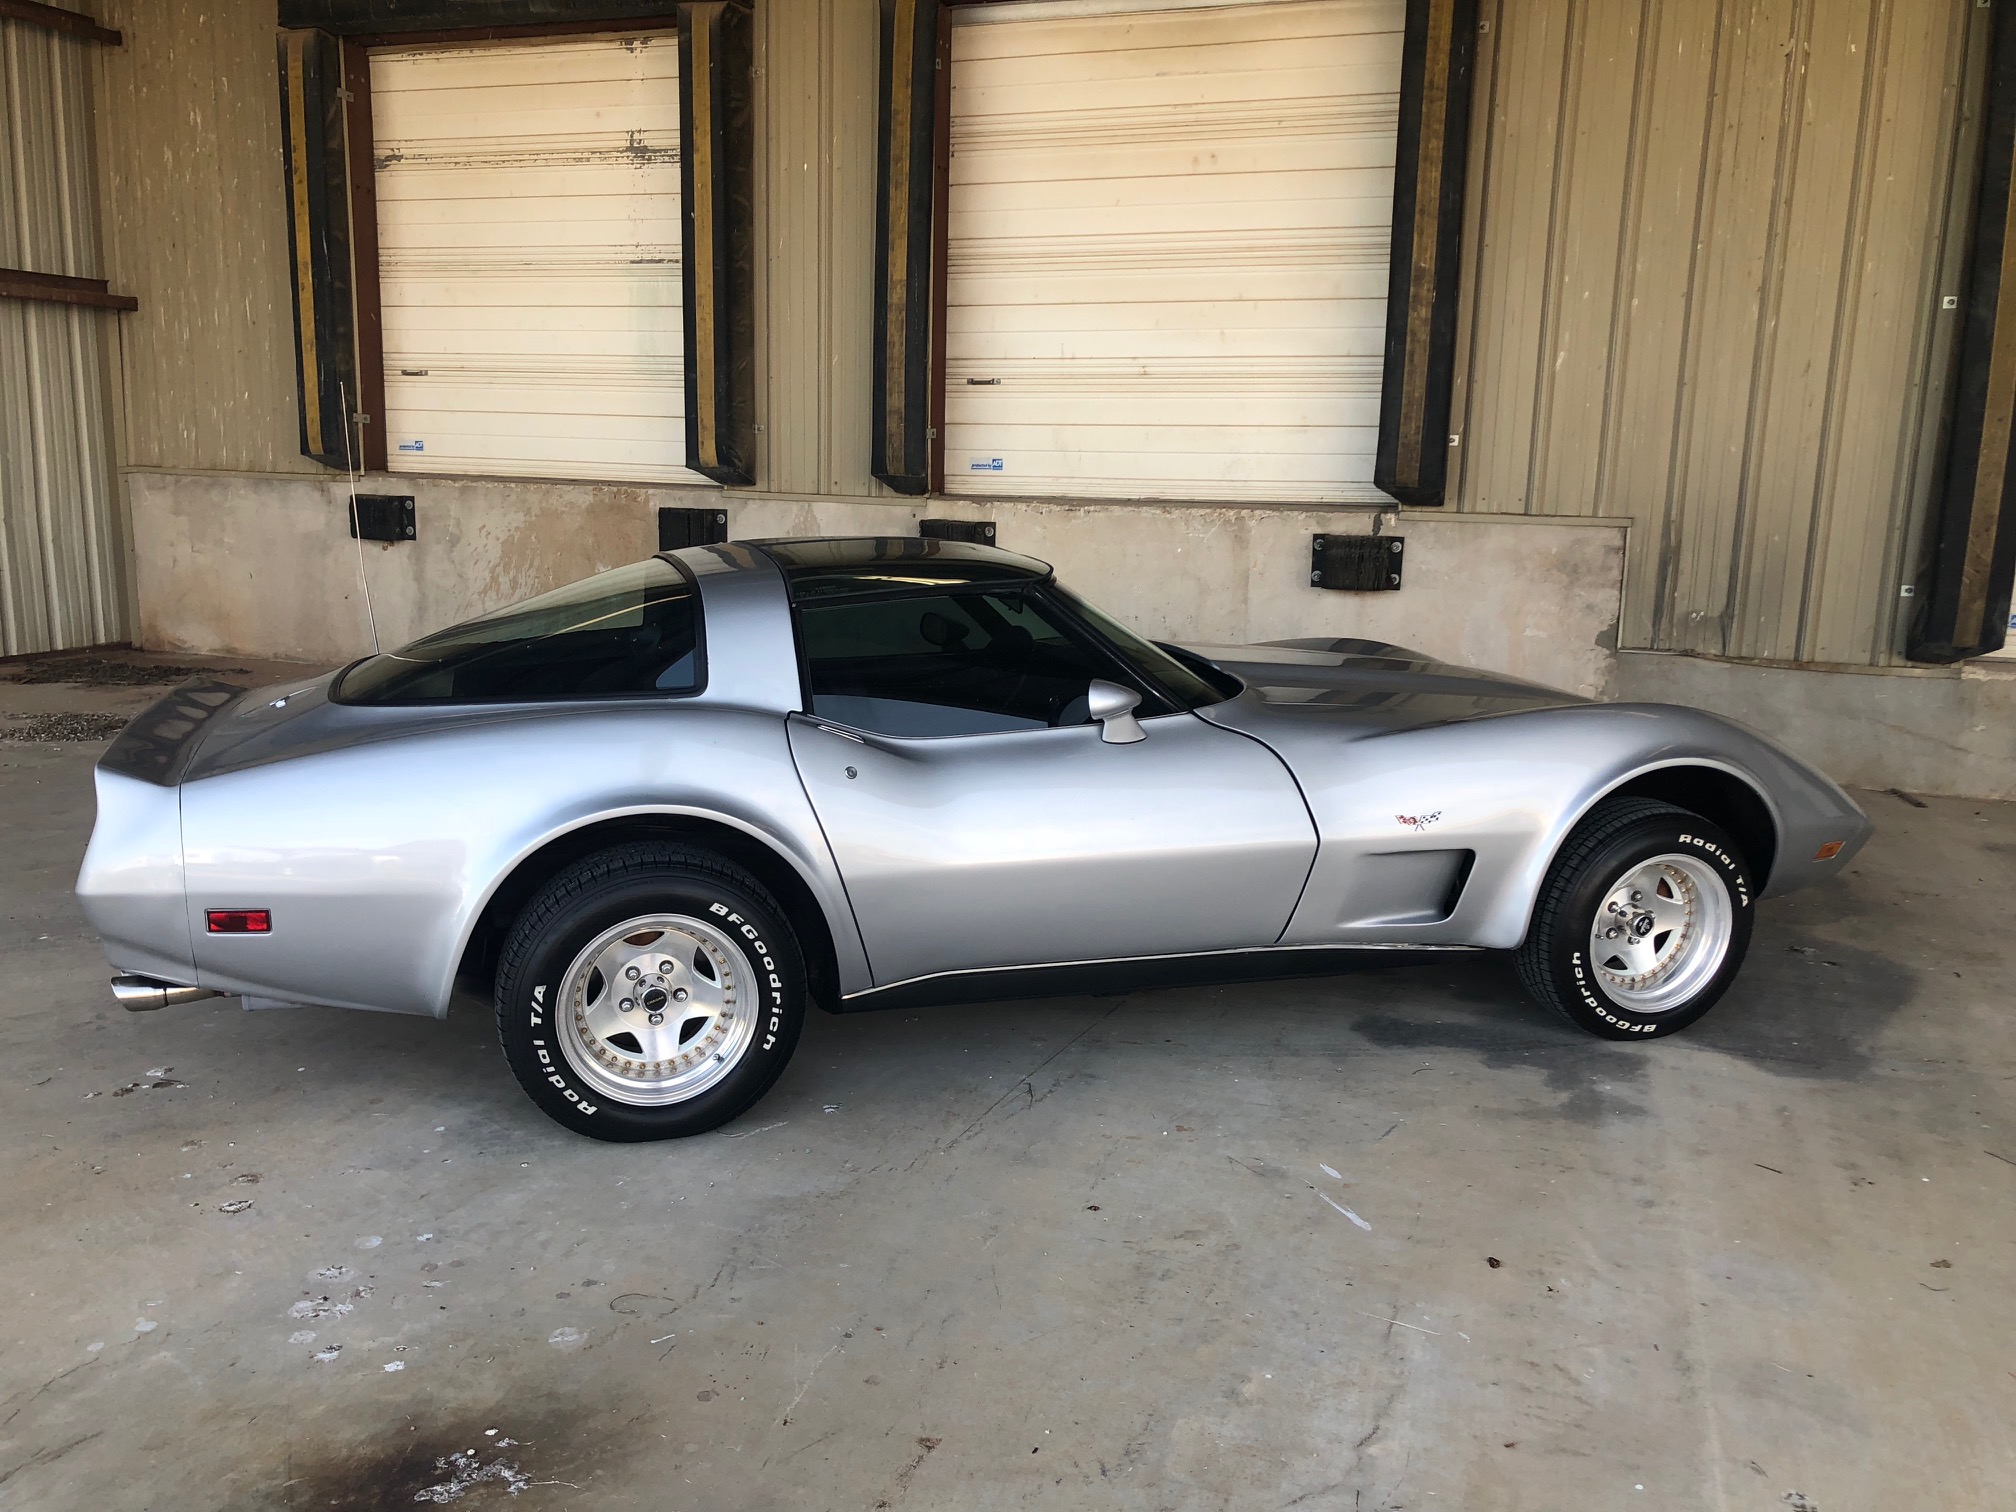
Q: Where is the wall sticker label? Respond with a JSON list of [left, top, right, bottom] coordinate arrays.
[[968, 456, 1004, 472], [397, 439, 425, 453]]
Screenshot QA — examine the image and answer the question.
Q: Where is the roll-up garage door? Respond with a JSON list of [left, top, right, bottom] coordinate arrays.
[[946, 0, 1402, 503], [371, 34, 700, 484]]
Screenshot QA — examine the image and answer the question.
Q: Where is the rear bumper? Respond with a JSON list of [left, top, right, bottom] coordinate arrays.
[[77, 767, 195, 981]]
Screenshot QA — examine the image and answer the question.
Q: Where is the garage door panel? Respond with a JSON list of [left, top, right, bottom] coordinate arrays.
[[370, 35, 676, 91], [385, 400, 685, 440], [384, 267, 681, 303], [375, 165, 682, 204], [943, 460, 1380, 490], [951, 272, 1388, 312], [951, 379, 1378, 421], [946, 0, 1398, 504], [948, 294, 1391, 334], [387, 440, 693, 484], [955, 48, 1397, 94], [373, 36, 698, 484], [943, 449, 1387, 497], [949, 199, 1395, 252], [955, 0, 1399, 55], [384, 393, 683, 427], [955, 63, 1397, 122], [952, 133, 1396, 187], [948, 166, 1395, 214], [947, 328, 1388, 365], [956, 12, 1400, 80], [948, 194, 1395, 238], [385, 299, 682, 335], [943, 419, 1381, 453], [377, 196, 682, 237], [375, 83, 679, 130]]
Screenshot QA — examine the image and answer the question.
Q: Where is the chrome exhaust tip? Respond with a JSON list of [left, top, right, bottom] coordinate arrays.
[[111, 975, 223, 1012]]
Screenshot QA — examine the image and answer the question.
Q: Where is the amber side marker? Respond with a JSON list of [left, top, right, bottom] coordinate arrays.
[[1814, 842, 1846, 861], [207, 908, 272, 934]]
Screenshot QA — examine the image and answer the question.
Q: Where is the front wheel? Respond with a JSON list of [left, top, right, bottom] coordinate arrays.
[[1515, 798, 1755, 1038], [495, 843, 807, 1140]]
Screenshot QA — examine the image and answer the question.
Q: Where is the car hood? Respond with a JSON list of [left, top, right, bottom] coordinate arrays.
[[1182, 637, 1587, 735]]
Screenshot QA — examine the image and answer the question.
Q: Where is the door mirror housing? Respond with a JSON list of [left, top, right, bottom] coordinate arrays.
[[1087, 679, 1146, 744]]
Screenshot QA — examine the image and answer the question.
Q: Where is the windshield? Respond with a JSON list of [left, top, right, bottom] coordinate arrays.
[[335, 558, 702, 705], [1049, 584, 1238, 711]]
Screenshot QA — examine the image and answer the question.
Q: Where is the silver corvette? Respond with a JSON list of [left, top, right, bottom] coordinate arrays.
[[77, 538, 1871, 1140]]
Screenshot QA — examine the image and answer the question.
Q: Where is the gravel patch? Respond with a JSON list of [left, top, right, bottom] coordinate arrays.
[[1, 654, 246, 688], [2, 712, 131, 743]]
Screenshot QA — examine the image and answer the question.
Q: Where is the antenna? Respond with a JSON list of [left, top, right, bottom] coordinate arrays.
[[339, 380, 381, 656]]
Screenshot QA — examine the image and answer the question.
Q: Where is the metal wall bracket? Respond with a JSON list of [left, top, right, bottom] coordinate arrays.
[[349, 494, 415, 543], [658, 506, 730, 551], [919, 518, 996, 545], [1311, 534, 1404, 591]]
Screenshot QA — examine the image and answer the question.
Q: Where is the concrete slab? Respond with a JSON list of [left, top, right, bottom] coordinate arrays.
[[1, 731, 2012, 1509]]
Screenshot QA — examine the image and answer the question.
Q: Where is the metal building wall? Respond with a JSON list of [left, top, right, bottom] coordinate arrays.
[[753, 0, 886, 498], [90, 0, 318, 476], [1451, 0, 1982, 667], [0, 17, 127, 655]]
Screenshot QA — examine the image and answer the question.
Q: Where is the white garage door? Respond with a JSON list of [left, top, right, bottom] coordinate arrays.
[[372, 34, 701, 484], [945, 0, 1402, 503]]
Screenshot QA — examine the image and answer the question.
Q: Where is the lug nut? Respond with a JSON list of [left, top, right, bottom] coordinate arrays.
[[648, 1011, 665, 1026], [625, 965, 641, 980], [673, 987, 689, 1002], [619, 998, 635, 1012], [658, 959, 675, 974]]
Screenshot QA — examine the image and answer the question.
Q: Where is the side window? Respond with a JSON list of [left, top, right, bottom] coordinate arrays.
[[337, 559, 701, 704], [799, 590, 1129, 737]]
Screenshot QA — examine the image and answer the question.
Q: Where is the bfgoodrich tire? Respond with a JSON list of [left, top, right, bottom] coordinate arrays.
[[495, 843, 806, 1140], [1515, 798, 1756, 1039]]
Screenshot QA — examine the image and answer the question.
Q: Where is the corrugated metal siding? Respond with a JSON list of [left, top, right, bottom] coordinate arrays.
[[91, 0, 318, 475], [1, 17, 127, 654], [1453, 0, 1977, 667], [753, 0, 884, 497]]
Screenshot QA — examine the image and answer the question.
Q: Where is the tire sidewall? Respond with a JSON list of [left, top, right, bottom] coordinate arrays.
[[1547, 817, 1755, 1039], [498, 870, 805, 1141]]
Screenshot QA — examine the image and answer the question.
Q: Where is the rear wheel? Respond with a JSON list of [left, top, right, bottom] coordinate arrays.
[[495, 843, 806, 1140], [1515, 798, 1755, 1038]]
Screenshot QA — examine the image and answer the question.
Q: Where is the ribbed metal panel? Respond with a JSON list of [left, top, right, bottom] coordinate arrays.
[[91, 0, 321, 476], [753, 0, 884, 497], [1452, 0, 1977, 668], [1, 17, 126, 655]]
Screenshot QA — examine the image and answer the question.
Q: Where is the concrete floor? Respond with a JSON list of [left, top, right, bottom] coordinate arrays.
[[3, 661, 2014, 1511]]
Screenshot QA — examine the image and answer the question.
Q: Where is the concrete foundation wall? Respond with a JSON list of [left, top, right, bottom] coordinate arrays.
[[125, 468, 2016, 797], [126, 470, 1625, 697], [1613, 651, 2016, 801]]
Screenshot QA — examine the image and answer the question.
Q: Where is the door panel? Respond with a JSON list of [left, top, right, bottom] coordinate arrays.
[[790, 712, 1316, 986]]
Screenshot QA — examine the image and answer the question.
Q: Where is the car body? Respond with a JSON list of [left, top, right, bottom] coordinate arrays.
[[77, 537, 1871, 1135]]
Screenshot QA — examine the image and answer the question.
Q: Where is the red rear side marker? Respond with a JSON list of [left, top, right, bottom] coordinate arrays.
[[206, 909, 271, 934]]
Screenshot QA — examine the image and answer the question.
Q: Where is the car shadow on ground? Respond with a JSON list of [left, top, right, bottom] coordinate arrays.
[[198, 889, 1918, 1148]]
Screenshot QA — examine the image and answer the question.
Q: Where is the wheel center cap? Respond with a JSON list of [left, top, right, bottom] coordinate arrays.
[[1631, 914, 1656, 937], [641, 986, 669, 1012]]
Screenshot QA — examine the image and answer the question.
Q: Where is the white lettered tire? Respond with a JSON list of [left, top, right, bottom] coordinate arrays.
[[1515, 798, 1756, 1039], [495, 843, 806, 1140]]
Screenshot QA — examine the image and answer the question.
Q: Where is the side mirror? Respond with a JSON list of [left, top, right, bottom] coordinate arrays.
[[1087, 679, 1146, 744]]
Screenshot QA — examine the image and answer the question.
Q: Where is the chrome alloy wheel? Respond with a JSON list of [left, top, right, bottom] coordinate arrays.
[[1587, 853, 1734, 1013], [554, 913, 756, 1106]]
